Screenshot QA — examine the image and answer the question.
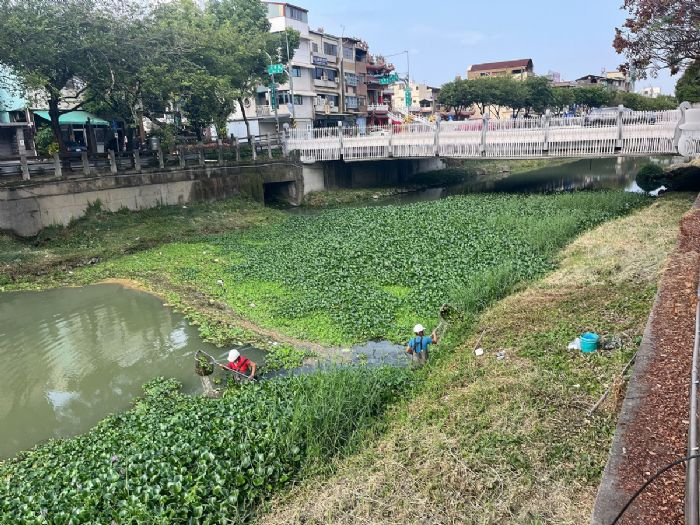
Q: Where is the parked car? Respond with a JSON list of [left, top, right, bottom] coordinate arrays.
[[584, 107, 656, 126], [63, 141, 88, 159]]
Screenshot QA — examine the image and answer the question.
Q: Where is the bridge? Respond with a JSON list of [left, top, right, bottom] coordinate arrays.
[[287, 105, 700, 163]]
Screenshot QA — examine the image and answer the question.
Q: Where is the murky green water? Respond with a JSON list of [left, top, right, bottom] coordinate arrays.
[[0, 284, 265, 459]]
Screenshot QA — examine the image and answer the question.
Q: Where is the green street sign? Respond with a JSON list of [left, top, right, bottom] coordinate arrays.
[[269, 84, 278, 109], [378, 73, 399, 85], [267, 63, 284, 75], [405, 87, 412, 107]]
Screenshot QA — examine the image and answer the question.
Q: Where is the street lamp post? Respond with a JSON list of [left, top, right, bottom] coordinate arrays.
[[284, 30, 297, 122]]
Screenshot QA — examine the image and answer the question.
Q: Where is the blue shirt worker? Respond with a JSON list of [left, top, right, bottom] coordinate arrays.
[[406, 323, 438, 366]]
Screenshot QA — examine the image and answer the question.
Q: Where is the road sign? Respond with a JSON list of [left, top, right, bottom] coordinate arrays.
[[405, 87, 412, 108], [267, 63, 284, 75], [378, 73, 399, 85], [269, 83, 278, 109]]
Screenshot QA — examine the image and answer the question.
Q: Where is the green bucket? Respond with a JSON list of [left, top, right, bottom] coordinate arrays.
[[580, 332, 599, 353]]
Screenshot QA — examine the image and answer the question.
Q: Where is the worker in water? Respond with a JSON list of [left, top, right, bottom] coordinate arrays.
[[406, 323, 438, 366], [222, 349, 256, 380]]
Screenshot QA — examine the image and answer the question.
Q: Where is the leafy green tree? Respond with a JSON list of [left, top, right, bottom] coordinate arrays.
[[522, 76, 553, 116], [676, 60, 700, 103], [0, 0, 128, 152], [551, 88, 576, 114], [574, 87, 613, 110], [438, 78, 477, 116]]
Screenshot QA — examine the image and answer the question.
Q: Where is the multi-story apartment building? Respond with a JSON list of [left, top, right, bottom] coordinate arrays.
[[467, 59, 534, 80], [392, 81, 440, 115], [309, 29, 342, 126]]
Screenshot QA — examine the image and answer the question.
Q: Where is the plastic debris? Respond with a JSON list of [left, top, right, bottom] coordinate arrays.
[[650, 185, 667, 197], [496, 351, 506, 361], [474, 348, 485, 357], [216, 279, 224, 286], [567, 337, 582, 351]]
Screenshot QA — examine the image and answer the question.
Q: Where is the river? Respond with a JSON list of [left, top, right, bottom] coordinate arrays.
[[0, 156, 670, 458]]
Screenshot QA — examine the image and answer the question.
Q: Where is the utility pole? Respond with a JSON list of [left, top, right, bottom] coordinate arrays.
[[284, 30, 297, 122], [339, 25, 346, 120]]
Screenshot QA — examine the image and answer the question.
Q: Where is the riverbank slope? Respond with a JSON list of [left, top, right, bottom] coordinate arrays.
[[255, 194, 693, 525]]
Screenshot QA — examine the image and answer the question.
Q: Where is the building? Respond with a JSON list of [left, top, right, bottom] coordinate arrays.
[[392, 81, 440, 115], [576, 72, 631, 92], [641, 86, 662, 98], [467, 59, 534, 80], [0, 70, 34, 157], [227, 2, 316, 138], [365, 55, 395, 125]]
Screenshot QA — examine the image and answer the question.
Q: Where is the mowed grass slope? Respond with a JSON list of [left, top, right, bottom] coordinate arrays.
[[255, 194, 693, 525], [70, 192, 649, 346]]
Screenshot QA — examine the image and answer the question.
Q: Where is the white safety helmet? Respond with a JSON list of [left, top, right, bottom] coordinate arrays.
[[228, 349, 240, 362], [413, 324, 425, 334]]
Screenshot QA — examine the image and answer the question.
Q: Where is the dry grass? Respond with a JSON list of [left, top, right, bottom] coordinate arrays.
[[254, 194, 693, 525]]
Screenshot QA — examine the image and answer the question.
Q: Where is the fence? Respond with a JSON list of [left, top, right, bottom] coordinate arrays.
[[0, 133, 285, 182], [286, 109, 685, 163]]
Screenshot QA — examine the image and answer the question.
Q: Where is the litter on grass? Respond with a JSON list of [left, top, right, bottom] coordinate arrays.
[[567, 337, 582, 351], [474, 348, 485, 357]]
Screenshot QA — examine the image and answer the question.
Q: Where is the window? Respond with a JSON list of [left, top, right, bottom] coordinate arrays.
[[291, 66, 302, 77], [326, 69, 336, 81], [357, 74, 365, 85], [344, 73, 358, 86], [358, 96, 366, 108], [293, 95, 303, 105], [323, 42, 338, 56], [267, 4, 283, 17], [285, 6, 308, 22], [346, 96, 359, 109], [313, 67, 336, 81], [343, 46, 354, 60], [312, 42, 319, 53]]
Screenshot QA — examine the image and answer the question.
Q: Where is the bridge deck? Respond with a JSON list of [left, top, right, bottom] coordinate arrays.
[[286, 109, 697, 163]]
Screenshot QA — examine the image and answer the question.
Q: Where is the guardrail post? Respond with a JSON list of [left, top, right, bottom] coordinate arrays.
[[542, 109, 551, 154], [82, 151, 91, 176], [133, 150, 141, 173], [616, 104, 625, 149], [197, 145, 205, 167], [217, 140, 224, 166], [434, 119, 441, 156], [53, 152, 62, 178], [480, 113, 489, 156], [234, 137, 240, 162], [108, 149, 118, 174], [20, 153, 30, 181], [266, 133, 272, 159], [178, 147, 186, 168], [157, 148, 165, 169], [387, 122, 393, 158], [338, 121, 344, 159], [674, 102, 692, 153], [282, 124, 290, 158], [251, 137, 257, 161]]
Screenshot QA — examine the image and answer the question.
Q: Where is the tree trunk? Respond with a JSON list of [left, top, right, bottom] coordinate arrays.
[[48, 94, 65, 154], [238, 97, 253, 149]]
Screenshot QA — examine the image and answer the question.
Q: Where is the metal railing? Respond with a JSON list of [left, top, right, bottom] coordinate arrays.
[[286, 108, 686, 163], [686, 277, 700, 525]]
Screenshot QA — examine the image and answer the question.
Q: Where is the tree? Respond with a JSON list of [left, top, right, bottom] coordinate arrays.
[[614, 0, 700, 76], [574, 87, 613, 110], [437, 78, 477, 116], [551, 88, 576, 115], [676, 60, 700, 103], [522, 76, 553, 116], [0, 0, 128, 152]]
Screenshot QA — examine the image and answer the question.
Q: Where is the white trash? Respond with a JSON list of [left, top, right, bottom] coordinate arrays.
[[567, 337, 581, 351], [474, 348, 485, 357]]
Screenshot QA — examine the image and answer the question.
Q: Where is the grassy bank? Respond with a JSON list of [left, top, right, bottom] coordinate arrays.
[[0, 198, 283, 284], [12, 192, 651, 348], [0, 367, 412, 524], [255, 194, 693, 525]]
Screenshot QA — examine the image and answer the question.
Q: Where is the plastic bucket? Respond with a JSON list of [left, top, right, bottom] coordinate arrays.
[[580, 332, 599, 353]]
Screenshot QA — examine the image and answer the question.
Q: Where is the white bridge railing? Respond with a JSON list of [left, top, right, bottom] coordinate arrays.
[[286, 108, 692, 163]]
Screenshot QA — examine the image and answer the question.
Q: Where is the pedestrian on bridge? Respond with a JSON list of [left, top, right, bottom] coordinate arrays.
[[406, 324, 438, 366]]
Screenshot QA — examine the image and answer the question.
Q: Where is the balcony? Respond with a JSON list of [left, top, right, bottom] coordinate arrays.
[[314, 78, 339, 89], [367, 104, 389, 112], [256, 105, 272, 117], [314, 104, 339, 114]]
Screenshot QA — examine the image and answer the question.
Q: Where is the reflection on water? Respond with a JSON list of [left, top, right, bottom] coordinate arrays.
[[0, 284, 237, 459]]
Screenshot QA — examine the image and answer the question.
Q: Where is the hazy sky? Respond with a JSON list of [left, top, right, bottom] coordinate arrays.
[[298, 0, 679, 95]]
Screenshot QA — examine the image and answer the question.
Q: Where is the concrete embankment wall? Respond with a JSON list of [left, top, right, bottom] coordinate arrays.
[[1, 161, 303, 237]]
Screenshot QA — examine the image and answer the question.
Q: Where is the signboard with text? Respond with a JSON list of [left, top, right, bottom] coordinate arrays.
[[312, 56, 328, 66], [378, 73, 400, 85], [405, 87, 412, 108], [267, 63, 284, 75]]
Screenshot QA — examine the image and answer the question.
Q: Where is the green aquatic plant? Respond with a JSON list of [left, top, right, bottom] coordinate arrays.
[[0, 368, 412, 524]]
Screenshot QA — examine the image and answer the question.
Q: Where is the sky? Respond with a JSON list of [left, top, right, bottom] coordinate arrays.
[[297, 0, 679, 95]]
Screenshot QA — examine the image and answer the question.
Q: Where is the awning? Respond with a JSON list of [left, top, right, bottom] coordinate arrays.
[[33, 110, 110, 126]]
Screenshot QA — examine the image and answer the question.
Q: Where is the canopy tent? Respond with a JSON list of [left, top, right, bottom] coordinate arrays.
[[33, 110, 110, 126]]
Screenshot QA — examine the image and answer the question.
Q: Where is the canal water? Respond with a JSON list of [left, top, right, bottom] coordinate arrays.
[[0, 156, 672, 458], [0, 284, 266, 459]]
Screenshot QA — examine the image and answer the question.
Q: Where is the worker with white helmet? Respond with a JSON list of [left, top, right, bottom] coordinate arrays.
[[406, 323, 438, 366], [221, 348, 257, 380]]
